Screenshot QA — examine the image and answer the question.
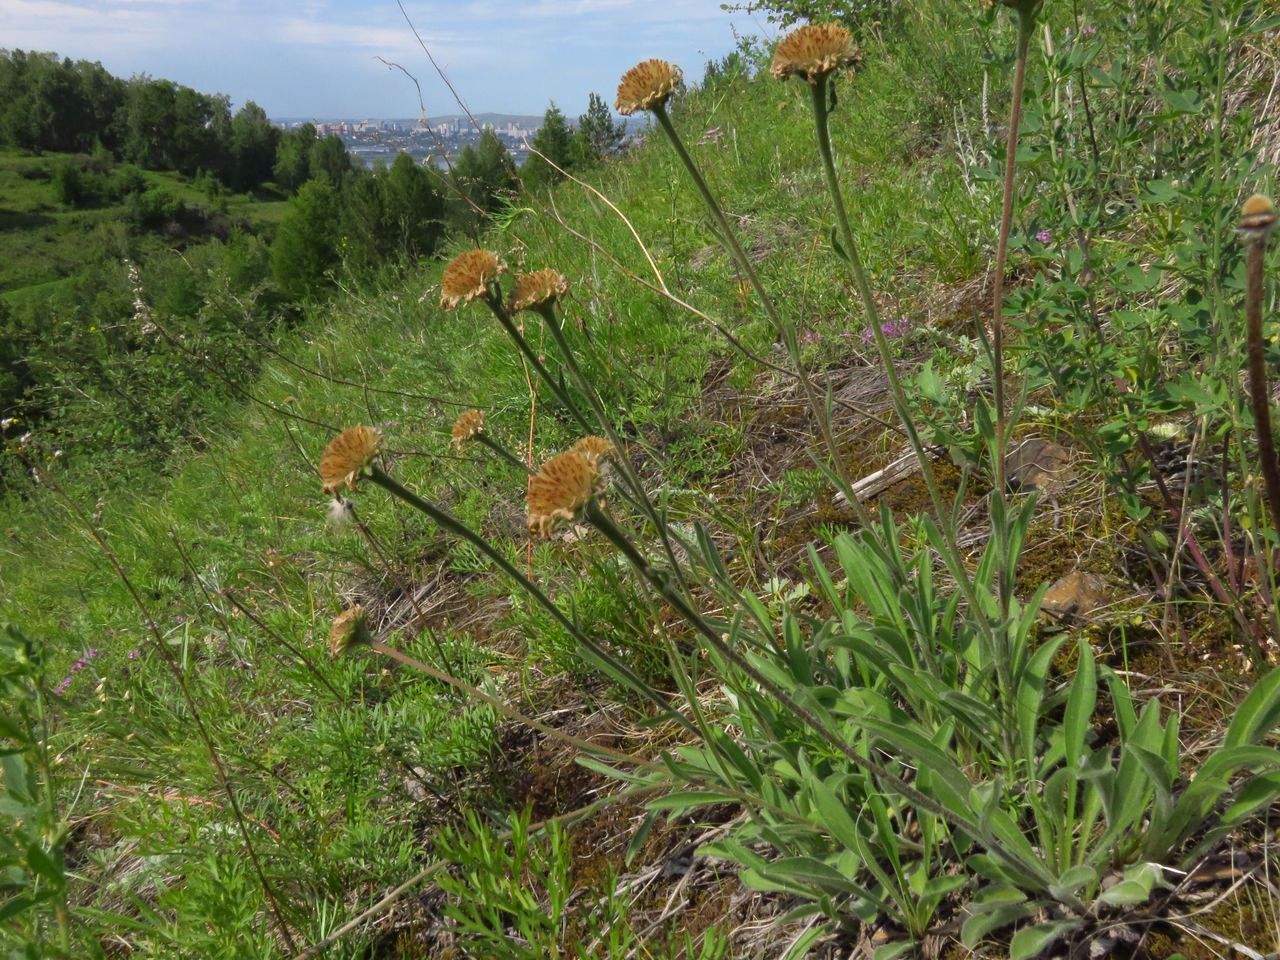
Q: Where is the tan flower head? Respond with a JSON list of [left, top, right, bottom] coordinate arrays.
[[319, 425, 381, 494], [615, 59, 682, 116], [451, 410, 485, 451], [1239, 194, 1277, 239], [510, 269, 569, 313], [328, 605, 371, 658], [527, 450, 605, 538], [771, 23, 861, 83], [571, 435, 616, 465], [440, 249, 504, 309]]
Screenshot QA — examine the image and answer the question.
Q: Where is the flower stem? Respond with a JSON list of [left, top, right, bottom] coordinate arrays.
[[651, 103, 855, 499], [1245, 236, 1280, 548], [367, 465, 682, 727], [807, 74, 987, 626], [484, 297, 594, 435], [990, 14, 1035, 499], [476, 431, 534, 475]]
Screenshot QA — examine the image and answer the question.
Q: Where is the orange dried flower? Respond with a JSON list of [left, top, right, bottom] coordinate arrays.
[[615, 59, 682, 116], [451, 410, 486, 451], [440, 249, 503, 309], [319, 425, 381, 494], [771, 23, 861, 83], [328, 605, 371, 658], [527, 450, 605, 538], [1239, 194, 1277, 239], [571, 435, 615, 465], [510, 269, 569, 313]]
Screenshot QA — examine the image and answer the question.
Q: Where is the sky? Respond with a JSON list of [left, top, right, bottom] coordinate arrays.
[[2, 0, 765, 119]]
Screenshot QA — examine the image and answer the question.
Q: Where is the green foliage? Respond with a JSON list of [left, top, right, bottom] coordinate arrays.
[[576, 91, 625, 163], [0, 50, 354, 197], [0, 627, 72, 958], [3, 2, 1279, 957], [226, 101, 280, 193], [308, 133, 352, 188], [436, 811, 729, 960], [450, 128, 520, 234], [272, 122, 317, 194], [722, 0, 902, 36], [523, 102, 580, 192], [271, 179, 341, 299]]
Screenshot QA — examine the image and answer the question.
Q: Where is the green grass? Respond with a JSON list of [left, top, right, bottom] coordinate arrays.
[[2, 3, 1277, 956], [0, 149, 287, 298]]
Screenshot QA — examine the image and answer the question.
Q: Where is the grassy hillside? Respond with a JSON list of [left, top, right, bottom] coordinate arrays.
[[0, 149, 287, 300], [2, 2, 1279, 958]]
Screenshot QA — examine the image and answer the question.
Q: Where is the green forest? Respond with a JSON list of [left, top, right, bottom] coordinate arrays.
[[3, 0, 1280, 957], [0, 49, 618, 487]]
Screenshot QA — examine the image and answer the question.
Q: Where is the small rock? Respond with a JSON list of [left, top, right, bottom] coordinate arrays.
[[405, 766, 431, 803], [1042, 571, 1109, 622], [1006, 438, 1074, 493]]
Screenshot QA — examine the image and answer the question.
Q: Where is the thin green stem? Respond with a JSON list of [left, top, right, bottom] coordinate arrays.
[[366, 465, 686, 731], [482, 296, 594, 434], [991, 14, 1035, 500], [651, 103, 855, 498], [475, 432, 534, 475], [532, 301, 689, 590], [807, 74, 988, 631], [31, 673, 71, 955]]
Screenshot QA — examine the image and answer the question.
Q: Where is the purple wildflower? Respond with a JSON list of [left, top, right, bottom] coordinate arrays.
[[52, 647, 100, 697], [1080, 24, 1097, 37], [696, 126, 724, 146], [1035, 229, 1053, 244], [861, 316, 910, 343], [800, 330, 822, 345]]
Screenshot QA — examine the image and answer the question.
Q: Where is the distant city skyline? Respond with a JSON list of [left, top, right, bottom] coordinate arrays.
[[2, 1, 764, 119]]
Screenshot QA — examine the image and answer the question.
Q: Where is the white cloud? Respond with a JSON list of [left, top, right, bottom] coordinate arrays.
[[2, 0, 752, 115]]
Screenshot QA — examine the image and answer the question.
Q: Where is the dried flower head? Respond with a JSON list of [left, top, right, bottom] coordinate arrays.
[[615, 59, 682, 116], [451, 410, 486, 451], [571, 435, 616, 465], [771, 23, 861, 83], [509, 269, 569, 313], [328, 605, 371, 658], [440, 249, 504, 309], [319, 425, 382, 494], [527, 450, 605, 538], [1239, 194, 1277, 240]]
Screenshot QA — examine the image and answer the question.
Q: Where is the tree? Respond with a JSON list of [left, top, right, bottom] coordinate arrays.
[[271, 179, 340, 299], [576, 92, 624, 163], [382, 153, 445, 262], [273, 123, 317, 194], [522, 103, 578, 192], [227, 101, 280, 192], [309, 134, 351, 187], [449, 129, 519, 235], [338, 170, 390, 273]]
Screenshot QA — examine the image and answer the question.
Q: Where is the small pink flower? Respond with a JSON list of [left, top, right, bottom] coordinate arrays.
[[1035, 229, 1053, 244]]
